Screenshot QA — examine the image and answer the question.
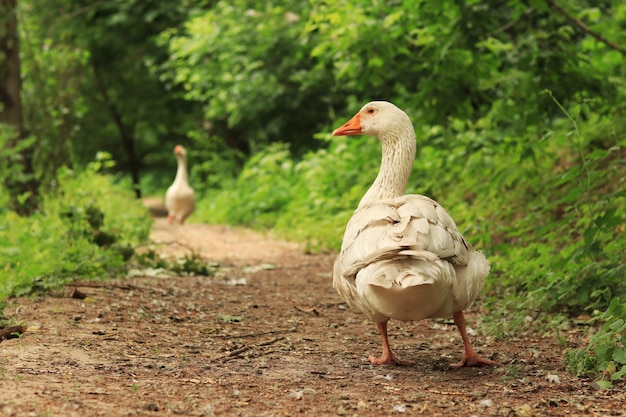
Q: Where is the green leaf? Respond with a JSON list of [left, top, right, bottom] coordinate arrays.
[[612, 365, 626, 380], [613, 349, 626, 365], [595, 209, 621, 229], [594, 380, 613, 390], [609, 319, 626, 333], [218, 315, 243, 323]]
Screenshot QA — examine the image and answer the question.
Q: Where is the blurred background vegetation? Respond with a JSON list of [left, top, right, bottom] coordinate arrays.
[[0, 0, 624, 385]]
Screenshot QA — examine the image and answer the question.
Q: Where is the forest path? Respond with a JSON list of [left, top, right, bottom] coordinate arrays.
[[0, 202, 624, 416]]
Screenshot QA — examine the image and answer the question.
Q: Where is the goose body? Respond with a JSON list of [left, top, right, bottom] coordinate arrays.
[[165, 145, 195, 225], [332, 101, 497, 367]]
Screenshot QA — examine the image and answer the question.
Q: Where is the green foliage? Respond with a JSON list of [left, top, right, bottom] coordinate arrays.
[[194, 136, 381, 251], [273, 135, 381, 251], [159, 0, 343, 196], [0, 125, 37, 213], [195, 143, 297, 228], [18, 0, 201, 195], [0, 156, 151, 299], [305, 0, 626, 128], [478, 101, 626, 383], [567, 298, 626, 387], [161, 0, 332, 155]]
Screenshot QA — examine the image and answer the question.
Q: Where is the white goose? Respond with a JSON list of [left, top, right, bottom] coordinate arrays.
[[165, 144, 195, 225], [332, 101, 497, 367]]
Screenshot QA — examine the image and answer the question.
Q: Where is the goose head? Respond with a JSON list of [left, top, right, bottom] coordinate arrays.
[[174, 145, 187, 158], [332, 101, 412, 139], [332, 101, 417, 207]]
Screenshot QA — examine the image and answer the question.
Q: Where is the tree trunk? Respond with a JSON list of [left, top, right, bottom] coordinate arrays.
[[91, 57, 142, 198], [0, 0, 22, 128], [0, 0, 39, 214]]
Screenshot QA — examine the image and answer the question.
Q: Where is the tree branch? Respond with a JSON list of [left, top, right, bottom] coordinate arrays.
[[91, 58, 142, 198], [46, 0, 109, 39], [545, 0, 626, 56]]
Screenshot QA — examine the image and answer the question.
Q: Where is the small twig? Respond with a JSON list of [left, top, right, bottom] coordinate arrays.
[[46, 0, 109, 38], [138, 240, 199, 254], [67, 281, 136, 291], [223, 345, 253, 358], [294, 305, 320, 316], [212, 336, 285, 362], [490, 18, 519, 36], [319, 302, 347, 309], [426, 388, 467, 396], [256, 337, 285, 347], [545, 0, 626, 56], [214, 328, 296, 339]]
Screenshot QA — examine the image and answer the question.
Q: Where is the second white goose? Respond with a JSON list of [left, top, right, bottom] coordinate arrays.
[[165, 145, 195, 225]]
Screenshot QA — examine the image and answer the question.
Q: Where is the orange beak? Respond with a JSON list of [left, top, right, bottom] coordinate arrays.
[[174, 145, 184, 154], [332, 114, 362, 136]]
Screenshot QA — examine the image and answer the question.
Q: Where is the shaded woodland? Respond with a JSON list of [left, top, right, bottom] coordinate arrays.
[[0, 0, 625, 384]]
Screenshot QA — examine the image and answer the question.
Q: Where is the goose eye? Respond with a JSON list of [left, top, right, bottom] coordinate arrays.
[[365, 108, 376, 115]]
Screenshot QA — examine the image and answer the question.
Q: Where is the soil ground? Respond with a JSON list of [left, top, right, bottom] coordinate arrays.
[[1, 203, 625, 416]]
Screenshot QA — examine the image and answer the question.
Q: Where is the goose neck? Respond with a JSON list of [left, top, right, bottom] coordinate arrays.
[[174, 156, 188, 184], [358, 129, 416, 208]]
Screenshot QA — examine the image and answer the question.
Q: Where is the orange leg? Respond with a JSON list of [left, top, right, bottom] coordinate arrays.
[[167, 214, 174, 225], [451, 311, 499, 367], [368, 321, 414, 366]]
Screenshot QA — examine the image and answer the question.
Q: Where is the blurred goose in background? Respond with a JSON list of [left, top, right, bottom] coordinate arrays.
[[165, 145, 195, 225], [332, 101, 498, 367]]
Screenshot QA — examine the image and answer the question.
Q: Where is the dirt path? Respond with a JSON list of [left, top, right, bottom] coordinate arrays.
[[1, 217, 624, 416]]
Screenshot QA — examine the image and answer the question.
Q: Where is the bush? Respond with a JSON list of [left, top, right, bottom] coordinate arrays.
[[0, 155, 151, 299], [567, 298, 626, 388]]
